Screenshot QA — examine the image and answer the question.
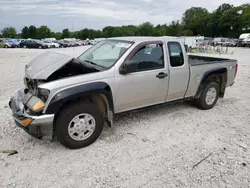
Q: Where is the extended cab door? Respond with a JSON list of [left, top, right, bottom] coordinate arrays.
[[114, 41, 169, 113], [165, 41, 189, 101]]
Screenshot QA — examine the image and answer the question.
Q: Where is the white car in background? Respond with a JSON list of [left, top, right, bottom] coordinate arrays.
[[43, 40, 60, 48]]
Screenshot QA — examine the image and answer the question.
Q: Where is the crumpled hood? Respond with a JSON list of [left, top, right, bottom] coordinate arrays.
[[25, 51, 73, 80]]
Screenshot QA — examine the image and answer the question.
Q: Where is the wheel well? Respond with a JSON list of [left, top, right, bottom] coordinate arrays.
[[53, 93, 111, 136], [195, 68, 227, 98], [89, 94, 109, 118]]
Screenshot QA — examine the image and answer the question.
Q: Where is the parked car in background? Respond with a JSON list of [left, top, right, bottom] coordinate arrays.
[[43, 40, 60, 48], [20, 40, 48, 49], [89, 40, 97, 45], [2, 40, 13, 48], [16, 39, 26, 47], [81, 40, 88, 45], [69, 41, 78, 47], [63, 40, 73, 47], [75, 41, 82, 46], [57, 40, 70, 48], [223, 41, 237, 47], [1, 39, 19, 48], [243, 38, 250, 47], [237, 33, 250, 47], [42, 41, 53, 48]]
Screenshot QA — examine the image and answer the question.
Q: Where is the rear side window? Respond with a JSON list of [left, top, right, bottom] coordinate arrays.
[[168, 42, 184, 67]]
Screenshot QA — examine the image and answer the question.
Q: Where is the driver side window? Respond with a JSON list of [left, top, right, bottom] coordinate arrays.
[[130, 43, 164, 72]]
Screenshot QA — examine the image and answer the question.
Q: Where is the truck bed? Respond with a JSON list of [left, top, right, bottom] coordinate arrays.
[[188, 54, 236, 66]]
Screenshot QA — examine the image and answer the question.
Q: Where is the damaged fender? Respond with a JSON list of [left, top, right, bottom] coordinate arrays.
[[44, 82, 114, 118]]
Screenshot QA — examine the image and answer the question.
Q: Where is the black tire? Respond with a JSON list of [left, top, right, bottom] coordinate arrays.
[[55, 101, 104, 149], [4, 45, 8, 48], [196, 82, 219, 110]]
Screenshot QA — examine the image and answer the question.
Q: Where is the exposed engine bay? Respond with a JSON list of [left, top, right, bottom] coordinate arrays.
[[24, 54, 100, 97], [46, 58, 99, 82]]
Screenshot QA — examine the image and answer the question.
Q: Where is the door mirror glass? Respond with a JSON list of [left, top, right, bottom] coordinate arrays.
[[119, 60, 138, 74]]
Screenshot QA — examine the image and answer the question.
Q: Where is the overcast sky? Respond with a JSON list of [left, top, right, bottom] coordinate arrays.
[[0, 0, 249, 32]]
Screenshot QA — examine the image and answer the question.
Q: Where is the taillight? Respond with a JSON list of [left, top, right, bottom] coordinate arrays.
[[235, 64, 238, 75]]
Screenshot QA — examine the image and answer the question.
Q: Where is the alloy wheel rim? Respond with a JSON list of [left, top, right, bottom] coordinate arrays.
[[68, 113, 96, 141], [205, 87, 217, 105]]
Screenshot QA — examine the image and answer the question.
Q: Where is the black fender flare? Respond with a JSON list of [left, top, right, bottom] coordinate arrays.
[[194, 68, 227, 98], [45, 81, 114, 115]]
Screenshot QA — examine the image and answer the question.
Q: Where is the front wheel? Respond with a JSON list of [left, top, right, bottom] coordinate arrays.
[[196, 82, 219, 110], [55, 101, 104, 149]]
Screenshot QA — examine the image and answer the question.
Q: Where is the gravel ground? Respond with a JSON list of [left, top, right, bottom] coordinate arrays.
[[0, 47, 249, 188]]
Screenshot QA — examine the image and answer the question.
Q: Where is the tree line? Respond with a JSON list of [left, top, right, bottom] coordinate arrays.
[[1, 3, 250, 40]]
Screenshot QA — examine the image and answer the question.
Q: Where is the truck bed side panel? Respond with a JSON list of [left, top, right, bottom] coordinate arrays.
[[188, 54, 234, 66], [185, 60, 237, 98]]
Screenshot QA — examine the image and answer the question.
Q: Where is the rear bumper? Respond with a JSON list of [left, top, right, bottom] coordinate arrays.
[[9, 88, 54, 139]]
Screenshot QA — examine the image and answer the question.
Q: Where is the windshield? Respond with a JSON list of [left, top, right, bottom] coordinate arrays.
[[78, 39, 133, 69]]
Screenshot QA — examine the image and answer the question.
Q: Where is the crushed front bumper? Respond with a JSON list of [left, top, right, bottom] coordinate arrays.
[[9, 88, 54, 139]]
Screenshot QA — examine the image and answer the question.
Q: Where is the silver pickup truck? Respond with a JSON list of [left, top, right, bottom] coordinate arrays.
[[9, 37, 238, 149]]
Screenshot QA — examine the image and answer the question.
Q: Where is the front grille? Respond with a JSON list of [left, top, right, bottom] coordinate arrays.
[[24, 77, 38, 95]]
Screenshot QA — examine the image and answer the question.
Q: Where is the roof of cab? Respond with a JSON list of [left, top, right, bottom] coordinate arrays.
[[108, 36, 185, 43]]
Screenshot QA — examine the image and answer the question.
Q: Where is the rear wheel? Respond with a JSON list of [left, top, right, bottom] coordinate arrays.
[[196, 82, 219, 110], [23, 45, 27, 48], [55, 101, 104, 149], [4, 45, 8, 48], [39, 46, 42, 49]]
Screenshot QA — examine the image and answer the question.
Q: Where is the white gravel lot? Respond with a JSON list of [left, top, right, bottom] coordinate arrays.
[[0, 46, 249, 188]]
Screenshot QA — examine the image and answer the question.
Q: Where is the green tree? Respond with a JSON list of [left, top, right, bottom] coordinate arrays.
[[165, 20, 183, 36], [37, 25, 51, 39], [182, 7, 210, 35], [137, 22, 154, 36], [152, 24, 165, 36], [28, 25, 37, 39], [208, 4, 234, 37], [1, 27, 17, 38], [122, 25, 138, 36], [62, 28, 70, 38], [79, 28, 90, 39], [21, 26, 29, 38], [239, 4, 250, 34], [54, 32, 62, 39], [93, 30, 102, 38], [102, 26, 115, 38]]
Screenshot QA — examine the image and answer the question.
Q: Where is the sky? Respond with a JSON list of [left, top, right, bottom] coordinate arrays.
[[0, 0, 249, 32]]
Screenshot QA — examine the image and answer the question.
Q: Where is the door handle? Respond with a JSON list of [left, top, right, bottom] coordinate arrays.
[[156, 72, 168, 79]]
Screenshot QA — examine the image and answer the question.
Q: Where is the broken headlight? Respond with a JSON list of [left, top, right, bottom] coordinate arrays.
[[38, 88, 50, 101], [26, 96, 45, 112]]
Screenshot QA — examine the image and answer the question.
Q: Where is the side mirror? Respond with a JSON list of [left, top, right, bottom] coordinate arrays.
[[119, 60, 138, 74]]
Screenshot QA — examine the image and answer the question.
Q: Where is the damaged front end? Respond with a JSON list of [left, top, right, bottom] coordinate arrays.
[[9, 51, 102, 139], [9, 88, 54, 139]]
